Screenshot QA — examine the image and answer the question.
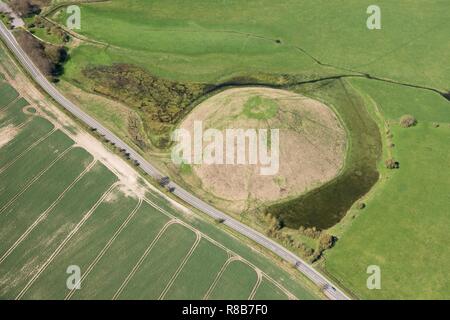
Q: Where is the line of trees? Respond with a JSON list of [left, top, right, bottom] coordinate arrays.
[[9, 0, 49, 17], [15, 30, 67, 80]]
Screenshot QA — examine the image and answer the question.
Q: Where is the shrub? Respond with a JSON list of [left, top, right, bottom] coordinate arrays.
[[385, 158, 399, 169], [357, 202, 366, 210], [15, 30, 67, 77], [400, 114, 417, 128], [81, 64, 210, 144], [299, 226, 321, 239], [318, 233, 335, 251]]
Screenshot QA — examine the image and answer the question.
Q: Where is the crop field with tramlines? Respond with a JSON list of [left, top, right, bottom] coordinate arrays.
[[2, 0, 449, 301], [0, 73, 317, 300]]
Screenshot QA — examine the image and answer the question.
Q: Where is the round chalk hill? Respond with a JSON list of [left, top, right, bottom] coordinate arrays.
[[176, 87, 347, 211]]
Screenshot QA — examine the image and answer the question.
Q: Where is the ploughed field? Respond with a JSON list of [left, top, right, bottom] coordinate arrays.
[[0, 76, 316, 300]]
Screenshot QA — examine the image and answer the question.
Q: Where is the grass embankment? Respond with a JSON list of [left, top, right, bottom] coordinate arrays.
[[56, 0, 450, 90], [267, 79, 382, 230], [325, 79, 450, 299]]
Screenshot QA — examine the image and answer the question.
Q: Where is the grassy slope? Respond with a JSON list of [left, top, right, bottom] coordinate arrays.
[[325, 79, 450, 299], [268, 79, 381, 229], [59, 0, 449, 90]]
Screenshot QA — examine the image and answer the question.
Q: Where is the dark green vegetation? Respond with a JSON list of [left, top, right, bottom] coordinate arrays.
[[0, 71, 317, 300], [15, 30, 67, 78], [9, 0, 49, 18], [267, 79, 381, 230], [81, 63, 210, 148]]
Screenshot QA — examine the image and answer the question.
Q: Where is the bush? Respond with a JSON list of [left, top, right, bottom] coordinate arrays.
[[15, 30, 67, 78], [82, 64, 210, 142], [10, 0, 48, 17], [299, 226, 321, 239], [385, 158, 399, 169], [400, 114, 417, 128], [318, 233, 335, 251]]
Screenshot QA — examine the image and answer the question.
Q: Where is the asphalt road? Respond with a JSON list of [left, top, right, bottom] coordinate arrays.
[[0, 22, 350, 300]]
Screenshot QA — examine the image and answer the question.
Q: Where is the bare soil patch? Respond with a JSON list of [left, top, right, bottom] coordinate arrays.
[[0, 124, 20, 148]]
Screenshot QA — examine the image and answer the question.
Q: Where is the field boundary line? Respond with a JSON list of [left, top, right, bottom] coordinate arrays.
[[143, 197, 298, 300], [0, 95, 21, 111], [0, 145, 74, 215], [248, 270, 263, 300], [15, 182, 119, 300], [112, 219, 178, 300], [263, 274, 298, 300], [203, 256, 241, 300], [0, 160, 97, 265], [158, 231, 202, 300], [0, 128, 56, 175], [0, 116, 29, 132], [65, 197, 143, 300]]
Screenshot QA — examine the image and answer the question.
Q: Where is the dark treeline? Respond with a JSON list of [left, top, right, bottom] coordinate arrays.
[[15, 30, 67, 80], [9, 0, 49, 17]]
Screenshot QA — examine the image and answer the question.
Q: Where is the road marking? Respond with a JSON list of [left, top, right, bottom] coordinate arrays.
[[15, 183, 119, 300]]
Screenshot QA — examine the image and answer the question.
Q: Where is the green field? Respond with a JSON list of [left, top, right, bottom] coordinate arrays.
[[0, 73, 318, 300], [56, 0, 450, 90], [44, 0, 450, 299], [0, 82, 19, 107], [324, 80, 450, 299]]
